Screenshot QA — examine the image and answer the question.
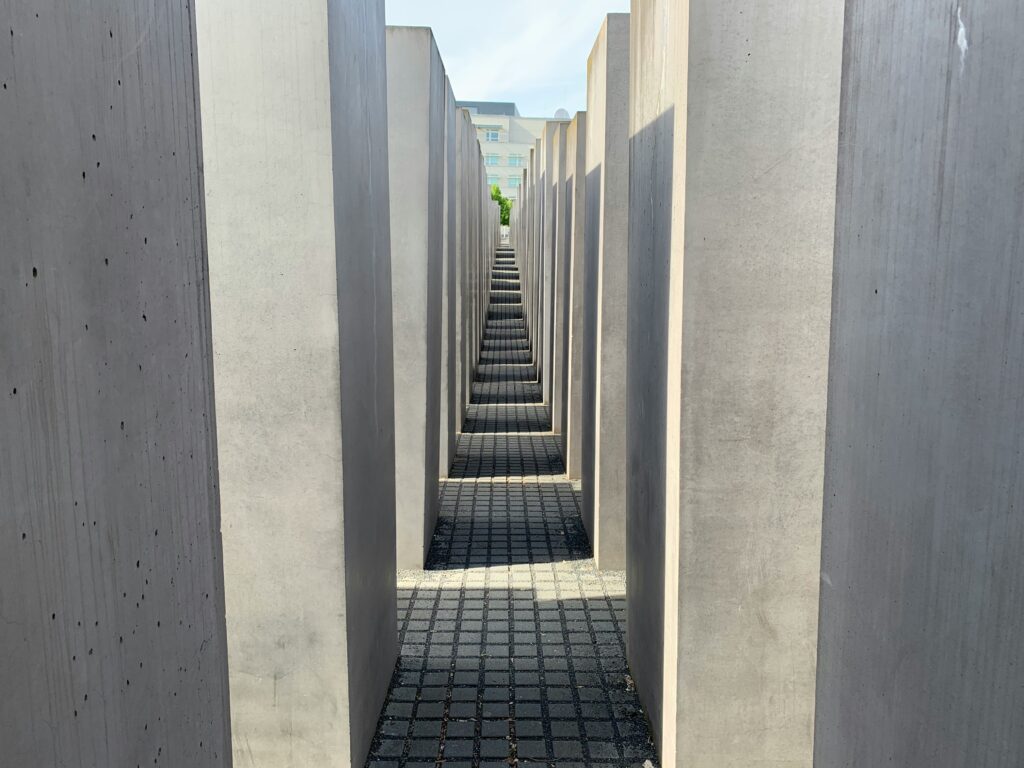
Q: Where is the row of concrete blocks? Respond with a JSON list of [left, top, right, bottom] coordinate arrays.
[[513, 4, 1023, 767], [1, 3, 496, 768], [386, 26, 499, 571]]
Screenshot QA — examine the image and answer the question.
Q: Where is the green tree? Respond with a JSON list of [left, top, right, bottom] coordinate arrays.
[[491, 184, 512, 227]]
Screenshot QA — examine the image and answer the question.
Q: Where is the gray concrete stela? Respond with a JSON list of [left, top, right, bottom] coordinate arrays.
[[364, 250, 660, 767]]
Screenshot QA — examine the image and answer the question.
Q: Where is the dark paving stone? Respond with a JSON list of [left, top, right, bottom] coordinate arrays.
[[364, 254, 659, 768]]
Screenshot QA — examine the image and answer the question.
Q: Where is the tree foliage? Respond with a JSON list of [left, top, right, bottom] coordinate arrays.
[[491, 184, 512, 227]]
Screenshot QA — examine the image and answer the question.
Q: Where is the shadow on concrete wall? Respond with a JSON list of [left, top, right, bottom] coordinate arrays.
[[625, 107, 675, 747], [580, 162, 602, 543]]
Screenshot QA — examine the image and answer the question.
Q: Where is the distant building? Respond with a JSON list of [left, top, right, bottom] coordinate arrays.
[[458, 100, 519, 117], [456, 100, 550, 202]]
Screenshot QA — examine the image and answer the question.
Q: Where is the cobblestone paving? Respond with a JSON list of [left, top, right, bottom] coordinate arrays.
[[366, 250, 659, 767]]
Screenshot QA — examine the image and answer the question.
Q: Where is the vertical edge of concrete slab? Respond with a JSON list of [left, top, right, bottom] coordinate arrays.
[[627, 0, 842, 763], [387, 26, 444, 569], [440, 77, 458, 475], [814, 2, 1024, 765], [533, 138, 544, 382], [565, 111, 588, 480], [456, 109, 471, 428], [198, 0, 397, 762], [541, 122, 557, 412], [625, 1, 682, 754], [585, 14, 630, 570], [550, 121, 570, 454], [328, 0, 399, 763], [0, 3, 232, 764]]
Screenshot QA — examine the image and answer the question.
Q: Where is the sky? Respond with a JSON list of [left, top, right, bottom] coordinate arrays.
[[384, 0, 630, 119]]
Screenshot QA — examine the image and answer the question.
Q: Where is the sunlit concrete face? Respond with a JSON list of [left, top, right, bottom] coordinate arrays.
[[814, 2, 1024, 765], [564, 112, 588, 480], [532, 139, 544, 380], [0, 3, 231, 764], [549, 120, 570, 456], [387, 26, 446, 570], [540, 120, 567, 415], [456, 108, 474, 426], [440, 78, 458, 476], [626, 0, 842, 764], [456, 106, 493, 443], [583, 14, 630, 571], [197, 0, 397, 764]]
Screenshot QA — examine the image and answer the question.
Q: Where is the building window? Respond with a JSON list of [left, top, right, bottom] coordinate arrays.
[[487, 175, 500, 186], [485, 130, 500, 142], [485, 154, 500, 166], [507, 176, 520, 188], [508, 154, 524, 167]]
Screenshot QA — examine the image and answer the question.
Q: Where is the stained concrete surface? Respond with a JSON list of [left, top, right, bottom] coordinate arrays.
[[814, 2, 1024, 765], [626, 0, 842, 764], [198, 0, 397, 763], [0, 2, 231, 765]]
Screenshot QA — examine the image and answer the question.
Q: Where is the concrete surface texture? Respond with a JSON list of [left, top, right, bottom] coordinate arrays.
[[564, 112, 588, 480], [466, 130, 486, 412], [526, 149, 536, 367], [0, 2, 231, 765], [530, 145, 540, 374], [197, 0, 397, 764], [814, 2, 1024, 765], [549, 121, 570, 456], [440, 78, 458, 475], [532, 139, 544, 381], [532, 136, 548, 397], [540, 121, 562, 411], [387, 26, 445, 570], [456, 108, 472, 425], [626, 0, 842, 764], [517, 157, 531, 366], [584, 14, 630, 571], [454, 105, 496, 484], [517, 145, 542, 414]]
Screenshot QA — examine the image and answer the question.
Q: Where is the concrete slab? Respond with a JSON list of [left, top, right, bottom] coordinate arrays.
[[0, 2, 230, 764], [440, 79, 457, 475], [626, 0, 842, 764], [814, 2, 1024, 765], [456, 109, 473, 424], [197, 0, 397, 764], [541, 121, 563, 411], [564, 112, 588, 479], [387, 26, 445, 569], [549, 121, 570, 449], [584, 14, 630, 570], [533, 139, 544, 376]]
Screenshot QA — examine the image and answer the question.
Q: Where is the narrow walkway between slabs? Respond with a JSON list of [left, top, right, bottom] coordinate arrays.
[[366, 249, 659, 768]]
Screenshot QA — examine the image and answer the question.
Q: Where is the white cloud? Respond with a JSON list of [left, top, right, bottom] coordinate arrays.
[[385, 0, 629, 117]]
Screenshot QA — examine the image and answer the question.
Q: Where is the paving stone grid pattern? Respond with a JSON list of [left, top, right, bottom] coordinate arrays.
[[366, 251, 660, 767]]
